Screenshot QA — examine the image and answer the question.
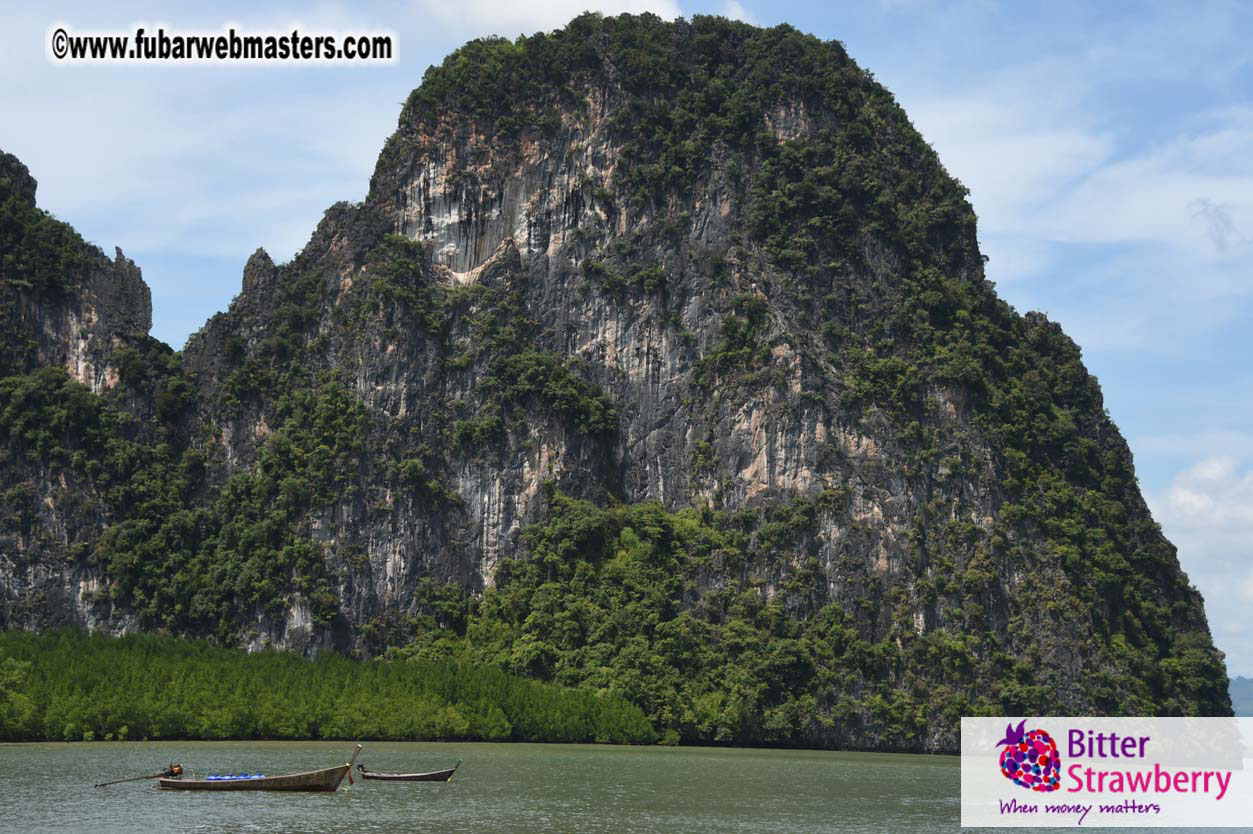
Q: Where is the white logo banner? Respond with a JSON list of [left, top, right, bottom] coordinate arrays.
[[961, 717, 1252, 827]]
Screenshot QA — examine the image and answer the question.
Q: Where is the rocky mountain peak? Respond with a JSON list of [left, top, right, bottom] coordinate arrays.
[[0, 14, 1231, 750]]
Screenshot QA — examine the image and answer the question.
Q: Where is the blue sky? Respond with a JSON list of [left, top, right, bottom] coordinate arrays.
[[2, 1, 1251, 678]]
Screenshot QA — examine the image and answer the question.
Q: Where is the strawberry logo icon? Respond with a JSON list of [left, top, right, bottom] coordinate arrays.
[[996, 720, 1061, 792]]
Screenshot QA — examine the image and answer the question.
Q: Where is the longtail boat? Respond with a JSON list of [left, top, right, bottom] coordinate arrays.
[[156, 745, 362, 792], [356, 760, 461, 782]]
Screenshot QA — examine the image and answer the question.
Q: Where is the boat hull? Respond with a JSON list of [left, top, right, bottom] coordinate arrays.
[[358, 764, 459, 782], [157, 764, 350, 792]]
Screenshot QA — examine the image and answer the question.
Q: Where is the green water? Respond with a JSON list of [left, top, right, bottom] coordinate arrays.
[[0, 741, 1223, 833], [0, 741, 957, 833]]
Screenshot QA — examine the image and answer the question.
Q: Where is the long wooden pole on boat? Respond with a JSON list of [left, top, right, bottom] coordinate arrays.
[[347, 743, 363, 785], [94, 772, 167, 788]]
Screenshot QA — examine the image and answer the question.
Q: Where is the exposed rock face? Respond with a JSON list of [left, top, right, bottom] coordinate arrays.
[[0, 152, 159, 638], [347, 42, 962, 602], [0, 15, 1231, 746]]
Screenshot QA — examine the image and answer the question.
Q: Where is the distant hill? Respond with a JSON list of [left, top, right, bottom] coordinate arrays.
[[1231, 676, 1253, 716]]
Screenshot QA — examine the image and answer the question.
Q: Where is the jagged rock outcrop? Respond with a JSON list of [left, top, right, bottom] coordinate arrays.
[[0, 152, 152, 389], [0, 14, 1231, 748]]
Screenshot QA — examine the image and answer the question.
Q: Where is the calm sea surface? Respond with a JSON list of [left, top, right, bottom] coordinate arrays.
[[0, 741, 1235, 833]]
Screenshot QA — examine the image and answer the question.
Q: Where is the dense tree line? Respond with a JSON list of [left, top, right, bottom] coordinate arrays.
[[0, 629, 654, 743]]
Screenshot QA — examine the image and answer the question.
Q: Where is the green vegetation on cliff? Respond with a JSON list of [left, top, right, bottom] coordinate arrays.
[[392, 489, 1227, 749], [1, 151, 86, 298], [395, 491, 967, 748], [0, 368, 356, 634], [0, 629, 654, 743]]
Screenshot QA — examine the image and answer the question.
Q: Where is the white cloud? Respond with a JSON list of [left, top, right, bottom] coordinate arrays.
[[6, 76, 397, 260], [1041, 114, 1253, 258], [892, 1, 1253, 348], [909, 81, 1253, 274], [910, 93, 1115, 239], [720, 1, 754, 24], [1159, 457, 1253, 534], [414, 0, 682, 36]]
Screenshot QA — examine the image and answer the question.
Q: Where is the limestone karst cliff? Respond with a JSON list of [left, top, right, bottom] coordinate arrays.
[[0, 152, 153, 389], [0, 14, 1231, 750]]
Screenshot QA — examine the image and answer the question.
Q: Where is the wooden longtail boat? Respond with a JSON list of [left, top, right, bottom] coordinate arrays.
[[156, 745, 362, 792], [356, 760, 461, 782]]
